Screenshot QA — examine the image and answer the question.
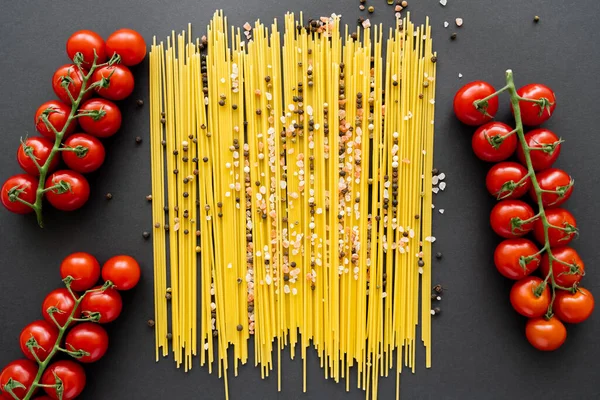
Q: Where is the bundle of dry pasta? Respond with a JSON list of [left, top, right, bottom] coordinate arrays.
[[149, 10, 436, 400]]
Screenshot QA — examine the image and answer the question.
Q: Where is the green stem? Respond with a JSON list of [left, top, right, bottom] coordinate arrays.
[[12, 52, 117, 228], [504, 69, 561, 317], [20, 279, 97, 400]]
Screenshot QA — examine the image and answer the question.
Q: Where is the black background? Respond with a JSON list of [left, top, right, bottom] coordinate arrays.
[[1, 0, 599, 399]]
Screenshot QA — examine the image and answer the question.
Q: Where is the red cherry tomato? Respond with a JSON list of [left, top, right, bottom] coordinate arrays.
[[1, 174, 39, 214], [102, 255, 141, 290], [516, 129, 561, 172], [41, 288, 80, 329], [485, 162, 531, 200], [554, 288, 595, 324], [515, 83, 557, 126], [52, 64, 91, 105], [65, 323, 109, 363], [532, 168, 573, 208], [453, 81, 499, 126], [540, 247, 584, 288], [17, 137, 59, 176], [92, 65, 135, 101], [490, 200, 536, 239], [66, 30, 107, 66], [81, 287, 123, 323], [471, 122, 517, 162], [493, 238, 541, 280], [525, 316, 566, 351], [105, 28, 147, 66], [510, 276, 550, 318], [19, 320, 59, 362], [34, 100, 77, 140], [78, 98, 122, 138], [44, 170, 90, 211], [60, 252, 101, 292], [0, 359, 38, 400], [533, 208, 577, 247], [62, 134, 106, 174], [41, 360, 86, 400]]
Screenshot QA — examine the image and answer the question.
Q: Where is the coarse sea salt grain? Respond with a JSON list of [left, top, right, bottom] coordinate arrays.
[[444, 21, 449, 28], [432, 187, 439, 194], [458, 73, 463, 78], [439, 181, 447, 191], [439, 209, 445, 214], [440, 0, 447, 5], [432, 175, 439, 185], [438, 172, 446, 180]]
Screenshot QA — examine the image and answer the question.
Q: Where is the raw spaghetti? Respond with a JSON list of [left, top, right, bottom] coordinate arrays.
[[149, 11, 436, 400]]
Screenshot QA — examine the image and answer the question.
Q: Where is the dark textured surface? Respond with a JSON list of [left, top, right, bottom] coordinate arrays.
[[1, 1, 599, 399]]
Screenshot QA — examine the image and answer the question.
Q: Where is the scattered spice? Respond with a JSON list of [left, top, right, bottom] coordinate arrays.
[[237, 324, 243, 331], [368, 6, 375, 13], [135, 136, 142, 144], [105, 193, 113, 200], [146, 194, 152, 202], [143, 231, 150, 239], [435, 252, 443, 260], [534, 15, 540, 23], [450, 32, 457, 40], [136, 99, 144, 107], [147, 319, 155, 327]]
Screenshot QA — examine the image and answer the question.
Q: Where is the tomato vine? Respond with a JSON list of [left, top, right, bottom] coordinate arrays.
[[6, 52, 119, 228]]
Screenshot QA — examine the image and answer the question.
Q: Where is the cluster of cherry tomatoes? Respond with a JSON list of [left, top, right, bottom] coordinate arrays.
[[454, 80, 594, 351], [1, 29, 146, 215], [0, 252, 140, 400]]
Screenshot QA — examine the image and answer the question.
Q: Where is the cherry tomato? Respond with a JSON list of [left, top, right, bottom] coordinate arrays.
[[510, 277, 550, 318], [0, 359, 38, 400], [1, 174, 38, 214], [540, 247, 584, 288], [471, 122, 517, 162], [525, 316, 566, 351], [554, 288, 595, 324], [533, 208, 577, 247], [105, 28, 147, 66], [514, 83, 557, 126], [490, 200, 536, 239], [102, 255, 141, 290], [44, 170, 90, 212], [34, 100, 77, 140], [42, 288, 80, 329], [485, 162, 531, 199], [62, 134, 106, 174], [52, 64, 91, 105], [494, 239, 541, 280], [453, 81, 499, 126], [66, 30, 106, 66], [516, 129, 561, 171], [78, 98, 122, 138], [60, 252, 101, 292], [65, 323, 109, 363], [41, 360, 86, 400], [17, 137, 59, 176], [92, 65, 135, 101], [81, 286, 123, 323], [532, 168, 573, 208], [19, 320, 59, 362]]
